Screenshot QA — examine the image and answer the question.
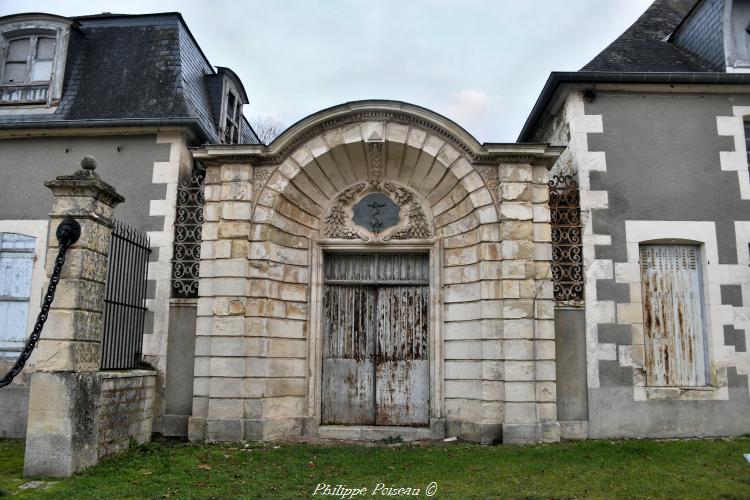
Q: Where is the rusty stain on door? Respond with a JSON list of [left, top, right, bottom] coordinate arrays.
[[321, 253, 430, 426], [640, 245, 707, 387]]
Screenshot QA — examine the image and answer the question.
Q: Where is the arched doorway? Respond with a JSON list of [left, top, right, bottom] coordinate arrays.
[[190, 100, 562, 443]]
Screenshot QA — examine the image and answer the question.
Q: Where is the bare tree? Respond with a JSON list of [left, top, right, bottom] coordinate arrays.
[[250, 116, 285, 145]]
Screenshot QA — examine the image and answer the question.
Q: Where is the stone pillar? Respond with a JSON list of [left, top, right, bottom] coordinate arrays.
[[498, 162, 559, 444], [189, 163, 253, 441], [24, 157, 124, 477]]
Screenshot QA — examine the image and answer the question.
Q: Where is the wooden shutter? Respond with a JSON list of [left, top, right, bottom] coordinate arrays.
[[0, 233, 36, 346], [640, 245, 707, 387]]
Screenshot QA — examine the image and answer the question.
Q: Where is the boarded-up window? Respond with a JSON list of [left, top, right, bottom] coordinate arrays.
[[0, 233, 35, 349], [640, 245, 707, 387]]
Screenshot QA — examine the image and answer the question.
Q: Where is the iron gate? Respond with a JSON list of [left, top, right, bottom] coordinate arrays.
[[100, 219, 151, 370]]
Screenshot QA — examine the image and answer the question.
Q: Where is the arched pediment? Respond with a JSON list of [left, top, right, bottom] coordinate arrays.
[[267, 100, 484, 164], [194, 100, 563, 168]]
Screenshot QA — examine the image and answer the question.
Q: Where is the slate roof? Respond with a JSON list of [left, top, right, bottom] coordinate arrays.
[[0, 12, 260, 144], [581, 0, 711, 72], [518, 0, 742, 141]]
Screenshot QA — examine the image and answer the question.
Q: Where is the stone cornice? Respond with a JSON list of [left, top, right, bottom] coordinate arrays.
[[193, 100, 564, 168]]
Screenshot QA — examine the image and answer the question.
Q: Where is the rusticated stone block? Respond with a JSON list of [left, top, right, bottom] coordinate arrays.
[[48, 218, 111, 255], [43, 309, 103, 342], [49, 279, 105, 312], [34, 339, 102, 372], [218, 221, 251, 239], [46, 247, 109, 283], [500, 221, 533, 240]]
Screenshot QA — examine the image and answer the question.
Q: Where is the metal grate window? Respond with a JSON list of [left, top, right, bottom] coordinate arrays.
[[549, 174, 584, 303], [171, 166, 205, 298], [639, 244, 707, 387]]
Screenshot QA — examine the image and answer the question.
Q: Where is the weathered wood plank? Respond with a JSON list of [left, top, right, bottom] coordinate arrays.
[[375, 285, 429, 426], [640, 245, 707, 387], [321, 284, 376, 424]]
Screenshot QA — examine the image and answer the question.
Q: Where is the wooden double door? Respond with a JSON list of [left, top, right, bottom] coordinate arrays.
[[321, 253, 430, 426]]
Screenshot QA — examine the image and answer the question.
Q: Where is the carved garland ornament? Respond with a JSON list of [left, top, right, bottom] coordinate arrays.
[[324, 181, 433, 241]]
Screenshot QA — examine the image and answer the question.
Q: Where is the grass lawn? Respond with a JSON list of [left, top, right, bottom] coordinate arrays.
[[1, 437, 750, 499]]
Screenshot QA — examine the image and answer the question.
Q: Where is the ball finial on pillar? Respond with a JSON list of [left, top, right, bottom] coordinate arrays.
[[80, 156, 97, 171]]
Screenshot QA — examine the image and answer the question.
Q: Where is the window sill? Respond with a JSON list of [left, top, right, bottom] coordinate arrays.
[[0, 103, 57, 116], [0, 100, 46, 107]]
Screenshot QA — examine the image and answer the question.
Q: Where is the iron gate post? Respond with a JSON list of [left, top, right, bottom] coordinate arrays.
[[23, 157, 124, 477]]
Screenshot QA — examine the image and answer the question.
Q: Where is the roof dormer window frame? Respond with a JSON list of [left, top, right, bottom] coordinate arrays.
[[0, 14, 76, 108], [220, 82, 243, 145]]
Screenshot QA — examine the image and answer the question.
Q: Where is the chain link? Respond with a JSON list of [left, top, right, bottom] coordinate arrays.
[[0, 218, 81, 389]]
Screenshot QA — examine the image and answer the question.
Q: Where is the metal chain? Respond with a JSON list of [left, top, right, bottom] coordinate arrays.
[[0, 218, 81, 389]]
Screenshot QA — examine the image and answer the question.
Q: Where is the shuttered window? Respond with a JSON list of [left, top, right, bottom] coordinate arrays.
[[640, 244, 707, 387], [0, 233, 35, 350]]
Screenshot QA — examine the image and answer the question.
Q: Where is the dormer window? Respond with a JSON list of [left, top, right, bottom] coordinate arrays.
[[3, 35, 55, 84], [0, 14, 76, 106], [223, 90, 241, 144]]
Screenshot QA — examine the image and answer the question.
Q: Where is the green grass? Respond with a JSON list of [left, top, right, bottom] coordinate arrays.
[[1, 437, 750, 499]]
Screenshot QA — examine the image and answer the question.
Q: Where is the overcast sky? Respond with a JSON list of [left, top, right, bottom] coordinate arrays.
[[1, 1, 652, 142]]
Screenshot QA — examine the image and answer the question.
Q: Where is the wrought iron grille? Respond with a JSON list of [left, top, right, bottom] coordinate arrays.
[[549, 174, 584, 303], [172, 166, 205, 298], [101, 219, 151, 370]]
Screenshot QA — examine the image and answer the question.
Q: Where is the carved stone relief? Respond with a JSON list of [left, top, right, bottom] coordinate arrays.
[[323, 181, 433, 241], [252, 166, 275, 205], [475, 165, 499, 209]]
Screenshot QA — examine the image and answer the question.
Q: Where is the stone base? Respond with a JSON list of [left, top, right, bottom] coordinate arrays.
[[161, 414, 189, 437], [24, 369, 156, 477], [188, 417, 305, 442], [502, 422, 561, 444], [24, 372, 100, 477], [317, 419, 445, 442], [559, 420, 589, 440], [445, 419, 503, 444]]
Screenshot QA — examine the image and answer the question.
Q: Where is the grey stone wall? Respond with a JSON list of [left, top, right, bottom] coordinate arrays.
[[0, 135, 168, 231], [0, 362, 29, 438], [162, 303, 197, 436], [583, 91, 750, 438], [587, 92, 750, 266], [554, 308, 587, 422]]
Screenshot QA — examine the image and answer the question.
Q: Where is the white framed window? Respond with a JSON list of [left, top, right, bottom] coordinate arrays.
[[222, 89, 242, 144], [2, 35, 55, 84], [0, 14, 75, 107], [639, 244, 708, 387]]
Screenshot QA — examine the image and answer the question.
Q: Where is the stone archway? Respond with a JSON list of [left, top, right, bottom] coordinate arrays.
[[190, 100, 562, 444]]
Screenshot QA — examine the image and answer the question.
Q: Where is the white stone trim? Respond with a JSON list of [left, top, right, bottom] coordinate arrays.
[[0, 219, 48, 355], [716, 106, 750, 200], [615, 220, 750, 400], [734, 221, 750, 377], [559, 92, 613, 389], [143, 132, 192, 430]]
